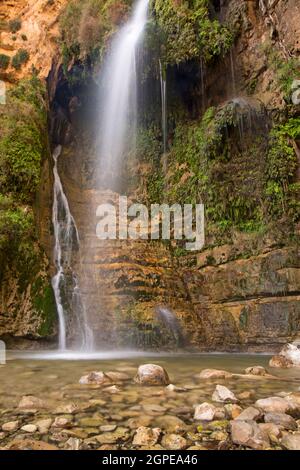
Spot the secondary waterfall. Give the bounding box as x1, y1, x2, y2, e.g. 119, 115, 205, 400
159, 59, 167, 154
99, 0, 149, 185
52, 146, 93, 351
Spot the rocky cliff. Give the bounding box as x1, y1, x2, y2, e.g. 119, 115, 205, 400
0, 0, 299, 350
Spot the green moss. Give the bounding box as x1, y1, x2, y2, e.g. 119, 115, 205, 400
0, 54, 10, 70
11, 49, 29, 70
9, 18, 22, 34
34, 284, 56, 337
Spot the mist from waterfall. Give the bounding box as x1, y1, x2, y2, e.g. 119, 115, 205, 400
98, 0, 149, 187
52, 146, 94, 351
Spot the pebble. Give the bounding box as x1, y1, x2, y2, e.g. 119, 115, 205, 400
161, 434, 187, 450
212, 385, 238, 403
194, 402, 218, 421
132, 426, 161, 446
135, 364, 170, 386
21, 424, 37, 433
2, 421, 19, 432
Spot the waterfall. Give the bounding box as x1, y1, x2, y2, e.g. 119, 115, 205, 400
99, 0, 149, 186
52, 146, 93, 351
159, 59, 167, 154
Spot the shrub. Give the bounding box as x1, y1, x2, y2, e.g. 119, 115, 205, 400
0, 54, 10, 70
9, 18, 22, 33
12, 49, 29, 70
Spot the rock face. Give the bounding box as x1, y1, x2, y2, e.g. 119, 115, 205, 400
271, 344, 300, 367
134, 364, 170, 386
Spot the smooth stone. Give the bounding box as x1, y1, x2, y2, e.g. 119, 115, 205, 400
52, 417, 73, 429
230, 420, 270, 450
258, 422, 283, 440
166, 384, 187, 392
235, 407, 261, 422
18, 396, 48, 410
269, 355, 293, 368
194, 403, 218, 421
224, 404, 242, 419
5, 439, 58, 450
127, 415, 153, 429
55, 403, 78, 414
135, 364, 170, 386
35, 418, 52, 434
99, 425, 117, 432
78, 417, 103, 427
95, 427, 130, 444
278, 343, 300, 366
132, 426, 161, 446
21, 424, 37, 433
255, 397, 292, 414
244, 366, 267, 376
195, 369, 232, 380
161, 434, 187, 450
210, 431, 228, 441
103, 385, 121, 394
79, 371, 112, 386
264, 413, 297, 430
281, 433, 300, 450
105, 371, 130, 382
212, 385, 238, 403
155, 415, 187, 433
142, 404, 167, 414
237, 390, 256, 401
64, 437, 81, 450
2, 421, 19, 432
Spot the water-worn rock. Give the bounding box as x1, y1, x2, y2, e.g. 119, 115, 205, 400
225, 404, 243, 419
194, 403, 218, 421
212, 385, 238, 403
155, 415, 187, 433
269, 355, 293, 369
195, 369, 232, 380
279, 344, 300, 366
5, 439, 58, 450
264, 413, 297, 430
281, 433, 300, 450
54, 403, 78, 414
235, 407, 261, 422
255, 397, 292, 414
78, 417, 103, 427
166, 384, 187, 392
18, 395, 48, 410
134, 364, 170, 386
244, 366, 267, 376
21, 424, 37, 433
35, 418, 52, 434
258, 423, 282, 440
127, 415, 153, 429
132, 426, 161, 446
161, 434, 187, 450
65, 437, 81, 450
100, 425, 117, 432
2, 421, 19, 432
79, 371, 112, 385
105, 371, 130, 382
95, 427, 130, 444
52, 417, 73, 429
238, 390, 256, 401
230, 420, 270, 450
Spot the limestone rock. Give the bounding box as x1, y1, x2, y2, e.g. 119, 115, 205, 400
235, 407, 261, 422
212, 385, 238, 403
2, 421, 19, 432
258, 422, 283, 440
244, 366, 267, 376
264, 413, 297, 430
134, 364, 170, 386
5, 439, 58, 450
281, 433, 300, 450
279, 343, 300, 366
195, 369, 232, 380
35, 418, 52, 434
161, 434, 187, 450
255, 397, 292, 414
52, 417, 73, 429
225, 404, 243, 419
230, 420, 270, 450
95, 427, 130, 444
155, 415, 187, 433
64, 437, 81, 450
194, 403, 218, 421
132, 427, 161, 446
269, 355, 293, 368
21, 424, 37, 433
18, 395, 48, 410
79, 371, 112, 385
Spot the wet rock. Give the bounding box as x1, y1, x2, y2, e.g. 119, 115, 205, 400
210, 431, 228, 441
269, 355, 293, 368
258, 423, 283, 440
161, 434, 188, 450
208, 420, 229, 431
195, 369, 232, 380
97, 444, 118, 450
212, 385, 238, 403
52, 417, 73, 429
230, 420, 270, 450
155, 415, 187, 433
103, 385, 121, 394
2, 421, 19, 432
235, 407, 261, 422
54, 403, 78, 414
18, 395, 48, 410
264, 413, 297, 430
142, 404, 167, 415
100, 425, 117, 432
127, 415, 153, 429
78, 417, 103, 427
237, 390, 256, 401
105, 371, 130, 382
5, 439, 58, 450
281, 433, 300, 450
278, 343, 300, 366
95, 427, 130, 445
132, 426, 161, 446
166, 384, 187, 392
65, 437, 81, 450
255, 397, 292, 414
35, 418, 52, 434
244, 366, 267, 376
194, 403, 218, 421
21, 424, 37, 433
79, 371, 112, 386
135, 364, 170, 386
225, 404, 242, 419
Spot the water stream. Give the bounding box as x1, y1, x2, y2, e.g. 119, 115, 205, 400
159, 59, 167, 154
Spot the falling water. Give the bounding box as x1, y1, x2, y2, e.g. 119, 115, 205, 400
99, 0, 149, 186
230, 49, 237, 97
159, 59, 167, 154
52, 146, 93, 351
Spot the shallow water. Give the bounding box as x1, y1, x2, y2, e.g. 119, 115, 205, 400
1, 352, 300, 411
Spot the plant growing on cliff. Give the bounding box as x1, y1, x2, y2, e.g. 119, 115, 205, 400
11, 49, 29, 70
0, 54, 10, 70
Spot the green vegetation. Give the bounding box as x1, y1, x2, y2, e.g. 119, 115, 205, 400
11, 49, 29, 70
263, 44, 300, 99
0, 54, 10, 70
8, 18, 22, 34
152, 0, 234, 65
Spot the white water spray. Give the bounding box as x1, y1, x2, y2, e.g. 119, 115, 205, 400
99, 0, 149, 185
52, 146, 93, 351
159, 59, 167, 154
